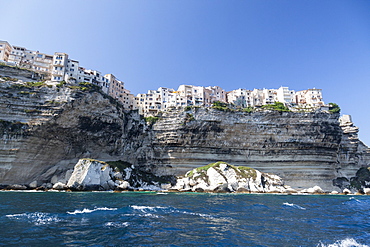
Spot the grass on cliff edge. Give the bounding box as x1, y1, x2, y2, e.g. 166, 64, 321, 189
186, 161, 257, 180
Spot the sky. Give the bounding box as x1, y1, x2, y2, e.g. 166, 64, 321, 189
1, 0, 370, 145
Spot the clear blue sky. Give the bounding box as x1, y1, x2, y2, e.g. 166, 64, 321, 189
1, 0, 370, 145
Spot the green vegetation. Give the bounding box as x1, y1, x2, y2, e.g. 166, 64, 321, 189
9, 81, 46, 89
56, 80, 66, 88
328, 103, 340, 114
144, 116, 160, 124
242, 106, 254, 113
68, 82, 99, 92
0, 76, 18, 82
24, 109, 41, 114
184, 106, 192, 111
211, 101, 233, 111
186, 161, 258, 181
262, 102, 290, 112
238, 166, 257, 180
25, 81, 46, 87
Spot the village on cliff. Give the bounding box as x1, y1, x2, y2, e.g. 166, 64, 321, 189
0, 40, 329, 116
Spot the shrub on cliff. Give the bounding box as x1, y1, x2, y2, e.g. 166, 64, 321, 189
211, 101, 233, 111
144, 116, 160, 124
328, 103, 340, 113
262, 102, 290, 112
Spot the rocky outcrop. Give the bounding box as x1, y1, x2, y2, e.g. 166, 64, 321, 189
171, 161, 295, 193
66, 159, 117, 191
63, 158, 175, 191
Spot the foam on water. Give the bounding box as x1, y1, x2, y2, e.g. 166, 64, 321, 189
6, 212, 61, 225
318, 238, 369, 247
131, 205, 221, 220
67, 207, 117, 215
283, 202, 306, 210
104, 222, 129, 228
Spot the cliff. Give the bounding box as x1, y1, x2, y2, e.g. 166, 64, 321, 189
0, 78, 369, 191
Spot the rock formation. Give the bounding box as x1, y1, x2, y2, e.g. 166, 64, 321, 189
0, 70, 370, 191
171, 161, 295, 193
64, 158, 174, 191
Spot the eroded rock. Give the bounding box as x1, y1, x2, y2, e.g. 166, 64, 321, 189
171, 161, 291, 193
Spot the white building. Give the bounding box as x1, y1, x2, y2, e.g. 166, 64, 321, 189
51, 52, 68, 82
206, 86, 227, 104
276, 86, 295, 104
295, 88, 324, 107
0, 41, 12, 62
226, 89, 252, 107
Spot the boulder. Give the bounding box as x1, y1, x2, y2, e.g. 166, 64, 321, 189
117, 180, 130, 190
52, 182, 67, 190
29, 180, 38, 189
364, 188, 370, 195
7, 184, 27, 190
67, 158, 116, 191
343, 188, 351, 194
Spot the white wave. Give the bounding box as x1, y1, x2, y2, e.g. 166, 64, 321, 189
131, 205, 167, 211
130, 205, 228, 221
349, 197, 362, 203
318, 238, 368, 247
104, 222, 129, 228
67, 207, 117, 215
283, 202, 306, 210
6, 212, 61, 225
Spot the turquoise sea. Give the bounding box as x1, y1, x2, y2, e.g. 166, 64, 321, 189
0, 191, 369, 247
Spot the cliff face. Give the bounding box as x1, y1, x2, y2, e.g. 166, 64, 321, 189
141, 108, 345, 190
0, 79, 369, 190
0, 81, 147, 185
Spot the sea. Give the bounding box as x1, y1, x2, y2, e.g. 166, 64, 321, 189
0, 191, 369, 247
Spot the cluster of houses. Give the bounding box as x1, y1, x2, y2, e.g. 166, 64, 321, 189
0, 40, 324, 116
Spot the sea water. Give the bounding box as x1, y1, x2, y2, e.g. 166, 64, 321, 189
0, 191, 369, 247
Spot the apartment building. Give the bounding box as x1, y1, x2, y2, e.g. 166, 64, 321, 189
295, 88, 324, 107
227, 89, 253, 107
0, 41, 12, 62
107, 74, 135, 109
276, 86, 295, 104
206, 86, 227, 104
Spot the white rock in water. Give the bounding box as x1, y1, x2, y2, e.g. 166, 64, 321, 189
117, 181, 130, 190
172, 162, 288, 193
364, 188, 370, 195
343, 188, 351, 194
67, 159, 115, 190
53, 182, 67, 190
